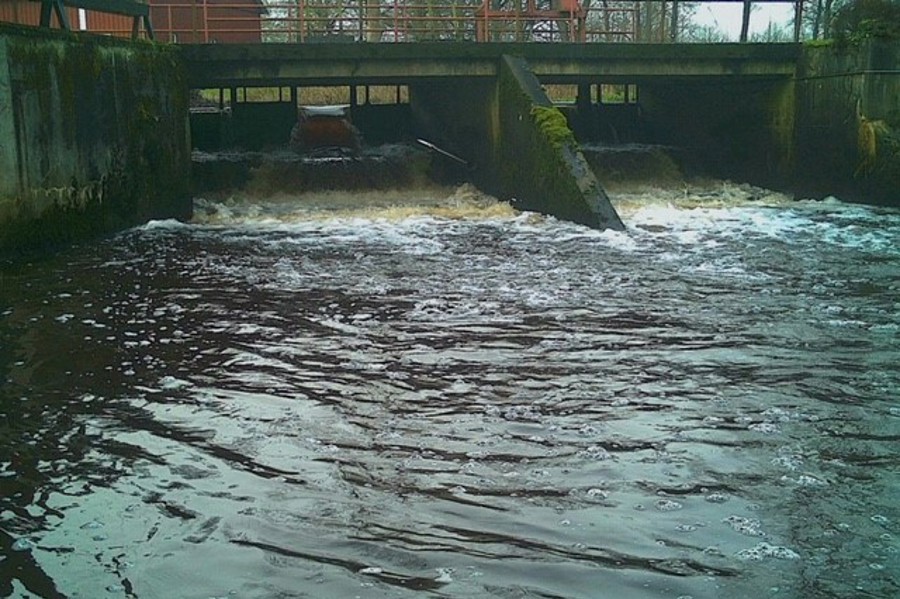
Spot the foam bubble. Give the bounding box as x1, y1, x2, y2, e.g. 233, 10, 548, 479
435, 567, 454, 583
736, 542, 800, 561
578, 445, 612, 460
11, 538, 35, 552
748, 422, 780, 434
655, 499, 683, 512
140, 218, 190, 230
586, 488, 609, 500
724, 516, 765, 537
160, 376, 192, 390
789, 474, 829, 487
771, 455, 804, 471
705, 492, 730, 504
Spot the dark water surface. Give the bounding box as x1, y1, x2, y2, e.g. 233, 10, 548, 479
1, 185, 899, 598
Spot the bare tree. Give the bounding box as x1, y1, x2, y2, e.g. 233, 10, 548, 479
751, 19, 793, 41
802, 0, 845, 39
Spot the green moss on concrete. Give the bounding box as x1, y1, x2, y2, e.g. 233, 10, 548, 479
1, 29, 191, 253
530, 106, 576, 149
494, 55, 622, 230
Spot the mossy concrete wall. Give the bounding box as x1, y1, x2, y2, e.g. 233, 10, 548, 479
638, 79, 796, 188
410, 56, 624, 230
794, 41, 900, 206
495, 56, 623, 230
0, 24, 191, 253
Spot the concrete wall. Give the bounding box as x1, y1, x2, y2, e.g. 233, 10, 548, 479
409, 77, 497, 176
410, 56, 623, 230
794, 41, 900, 205
0, 24, 191, 253
638, 79, 795, 188
634, 42, 899, 207
494, 56, 623, 230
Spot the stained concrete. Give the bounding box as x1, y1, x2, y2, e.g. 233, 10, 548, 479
0, 23, 191, 253
793, 41, 900, 205
409, 55, 624, 230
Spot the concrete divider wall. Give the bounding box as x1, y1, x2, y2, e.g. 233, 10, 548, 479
0, 24, 191, 252
494, 56, 623, 230
410, 56, 623, 230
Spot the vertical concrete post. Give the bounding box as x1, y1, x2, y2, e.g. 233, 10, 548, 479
0, 39, 17, 202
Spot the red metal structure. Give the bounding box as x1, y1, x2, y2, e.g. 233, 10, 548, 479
0, 0, 804, 43
0, 0, 137, 34
148, 0, 266, 43
475, 0, 587, 42
139, 1, 635, 43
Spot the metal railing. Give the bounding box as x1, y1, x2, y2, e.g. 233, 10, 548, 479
19, 1, 639, 42
2, 0, 804, 43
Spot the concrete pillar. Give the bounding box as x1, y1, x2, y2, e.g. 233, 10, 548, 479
0, 39, 18, 202
496, 55, 623, 230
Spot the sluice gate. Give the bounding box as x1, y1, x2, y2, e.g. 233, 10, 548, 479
180, 42, 801, 231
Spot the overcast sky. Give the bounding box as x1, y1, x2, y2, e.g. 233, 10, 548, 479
692, 3, 797, 39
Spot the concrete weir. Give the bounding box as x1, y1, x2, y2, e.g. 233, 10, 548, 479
0, 24, 191, 253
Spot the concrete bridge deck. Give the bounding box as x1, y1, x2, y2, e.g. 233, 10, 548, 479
180, 42, 802, 88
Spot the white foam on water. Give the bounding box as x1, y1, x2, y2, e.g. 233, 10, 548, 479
138, 218, 191, 231
736, 542, 801, 561
612, 184, 900, 254
191, 184, 517, 229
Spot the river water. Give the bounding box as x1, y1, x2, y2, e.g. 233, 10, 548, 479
1, 179, 899, 599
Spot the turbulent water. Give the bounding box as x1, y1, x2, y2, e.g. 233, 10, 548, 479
1, 181, 899, 599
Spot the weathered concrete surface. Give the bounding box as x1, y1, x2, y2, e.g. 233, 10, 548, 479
494, 56, 623, 230
634, 42, 898, 206
181, 42, 800, 89
0, 24, 191, 252
638, 78, 796, 187
410, 56, 624, 230
794, 41, 900, 205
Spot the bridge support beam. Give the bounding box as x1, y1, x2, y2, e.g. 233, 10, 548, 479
410, 55, 623, 231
